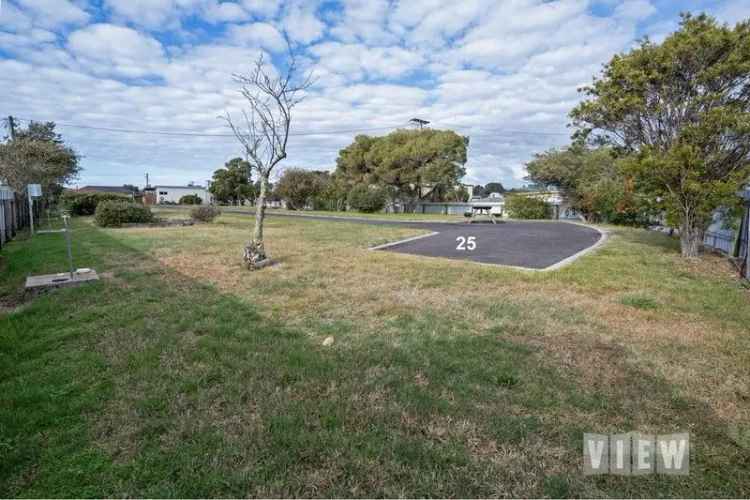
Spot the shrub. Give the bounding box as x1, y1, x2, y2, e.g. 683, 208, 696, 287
505, 195, 552, 219
347, 184, 386, 213
179, 194, 202, 205
61, 191, 129, 215
94, 201, 154, 227
190, 205, 221, 223
275, 168, 329, 210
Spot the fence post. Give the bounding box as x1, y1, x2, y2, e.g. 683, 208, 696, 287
0, 201, 5, 248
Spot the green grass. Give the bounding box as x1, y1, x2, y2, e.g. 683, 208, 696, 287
156, 204, 465, 222
1, 216, 749, 497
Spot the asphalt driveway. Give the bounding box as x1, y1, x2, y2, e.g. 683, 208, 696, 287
216, 208, 605, 270
373, 221, 603, 269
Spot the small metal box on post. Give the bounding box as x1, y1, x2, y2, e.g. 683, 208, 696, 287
27, 184, 42, 236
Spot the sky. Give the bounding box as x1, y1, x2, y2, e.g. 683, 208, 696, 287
1, 0, 749, 189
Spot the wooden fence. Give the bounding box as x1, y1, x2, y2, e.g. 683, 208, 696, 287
0, 191, 30, 250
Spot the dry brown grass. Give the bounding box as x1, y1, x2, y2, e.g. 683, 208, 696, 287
115, 217, 750, 432
96, 215, 750, 496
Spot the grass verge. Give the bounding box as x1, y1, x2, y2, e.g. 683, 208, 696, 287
1, 215, 749, 497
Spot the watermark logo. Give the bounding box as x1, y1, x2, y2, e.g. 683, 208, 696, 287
584, 432, 689, 475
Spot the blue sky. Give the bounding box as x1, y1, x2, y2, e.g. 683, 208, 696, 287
1, 0, 749, 188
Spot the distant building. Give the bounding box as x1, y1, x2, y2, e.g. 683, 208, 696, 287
77, 185, 138, 196
511, 187, 581, 220
144, 185, 212, 205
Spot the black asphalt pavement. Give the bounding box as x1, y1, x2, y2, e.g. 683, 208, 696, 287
375, 221, 602, 269
218, 208, 604, 269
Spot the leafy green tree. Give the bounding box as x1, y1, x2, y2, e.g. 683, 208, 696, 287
335, 129, 468, 209
0, 121, 79, 196
571, 14, 750, 256
483, 182, 506, 195
209, 157, 255, 205
443, 185, 470, 202
179, 194, 202, 205
526, 144, 645, 223
334, 135, 380, 191
313, 175, 347, 211
347, 184, 387, 213
505, 195, 552, 219
274, 168, 329, 210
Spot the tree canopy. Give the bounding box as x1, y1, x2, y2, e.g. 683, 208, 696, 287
334, 128, 468, 206
526, 144, 644, 224
209, 157, 255, 205
483, 182, 506, 195
571, 13, 750, 256
274, 168, 329, 210
0, 121, 79, 195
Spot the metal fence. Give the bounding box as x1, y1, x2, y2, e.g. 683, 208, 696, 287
704, 228, 749, 256
703, 229, 736, 254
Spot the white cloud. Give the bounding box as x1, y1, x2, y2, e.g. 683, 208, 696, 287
204, 2, 250, 23
282, 2, 325, 44
3, 0, 743, 188
226, 22, 286, 51
390, 0, 488, 48
240, 0, 281, 18
614, 0, 657, 21
714, 0, 750, 25
68, 24, 165, 78
103, 0, 205, 29
329, 0, 395, 44
1, 2, 34, 32
311, 42, 424, 81
15, 0, 89, 27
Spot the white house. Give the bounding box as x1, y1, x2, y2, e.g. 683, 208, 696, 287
515, 187, 581, 220
147, 185, 212, 205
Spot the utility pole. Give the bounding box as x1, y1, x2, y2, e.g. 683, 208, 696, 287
7, 116, 16, 140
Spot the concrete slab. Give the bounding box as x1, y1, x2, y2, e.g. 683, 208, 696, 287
25, 269, 100, 291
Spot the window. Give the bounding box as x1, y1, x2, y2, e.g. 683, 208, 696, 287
159, 191, 167, 195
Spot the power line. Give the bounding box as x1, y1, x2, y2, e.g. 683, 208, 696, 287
13, 117, 406, 138
13, 116, 571, 139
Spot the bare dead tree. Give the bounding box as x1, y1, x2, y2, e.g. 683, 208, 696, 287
224, 45, 313, 269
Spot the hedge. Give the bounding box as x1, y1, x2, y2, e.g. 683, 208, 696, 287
94, 201, 154, 227
61, 191, 130, 215
190, 205, 221, 222
347, 185, 386, 213
179, 194, 202, 205
505, 194, 552, 219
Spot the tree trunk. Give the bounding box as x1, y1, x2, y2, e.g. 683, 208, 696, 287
244, 172, 269, 269
679, 210, 704, 258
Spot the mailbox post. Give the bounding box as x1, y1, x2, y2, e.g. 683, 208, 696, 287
27, 184, 42, 236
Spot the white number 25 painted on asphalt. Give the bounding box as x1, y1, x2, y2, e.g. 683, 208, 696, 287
456, 236, 477, 251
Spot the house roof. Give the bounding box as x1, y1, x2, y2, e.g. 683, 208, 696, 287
152, 185, 207, 190
78, 186, 137, 194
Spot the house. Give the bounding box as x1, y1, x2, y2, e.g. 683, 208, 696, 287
416, 195, 505, 216
511, 187, 581, 220
144, 185, 212, 205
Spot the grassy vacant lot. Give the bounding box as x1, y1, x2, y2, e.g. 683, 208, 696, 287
1, 213, 749, 497
212, 206, 466, 222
